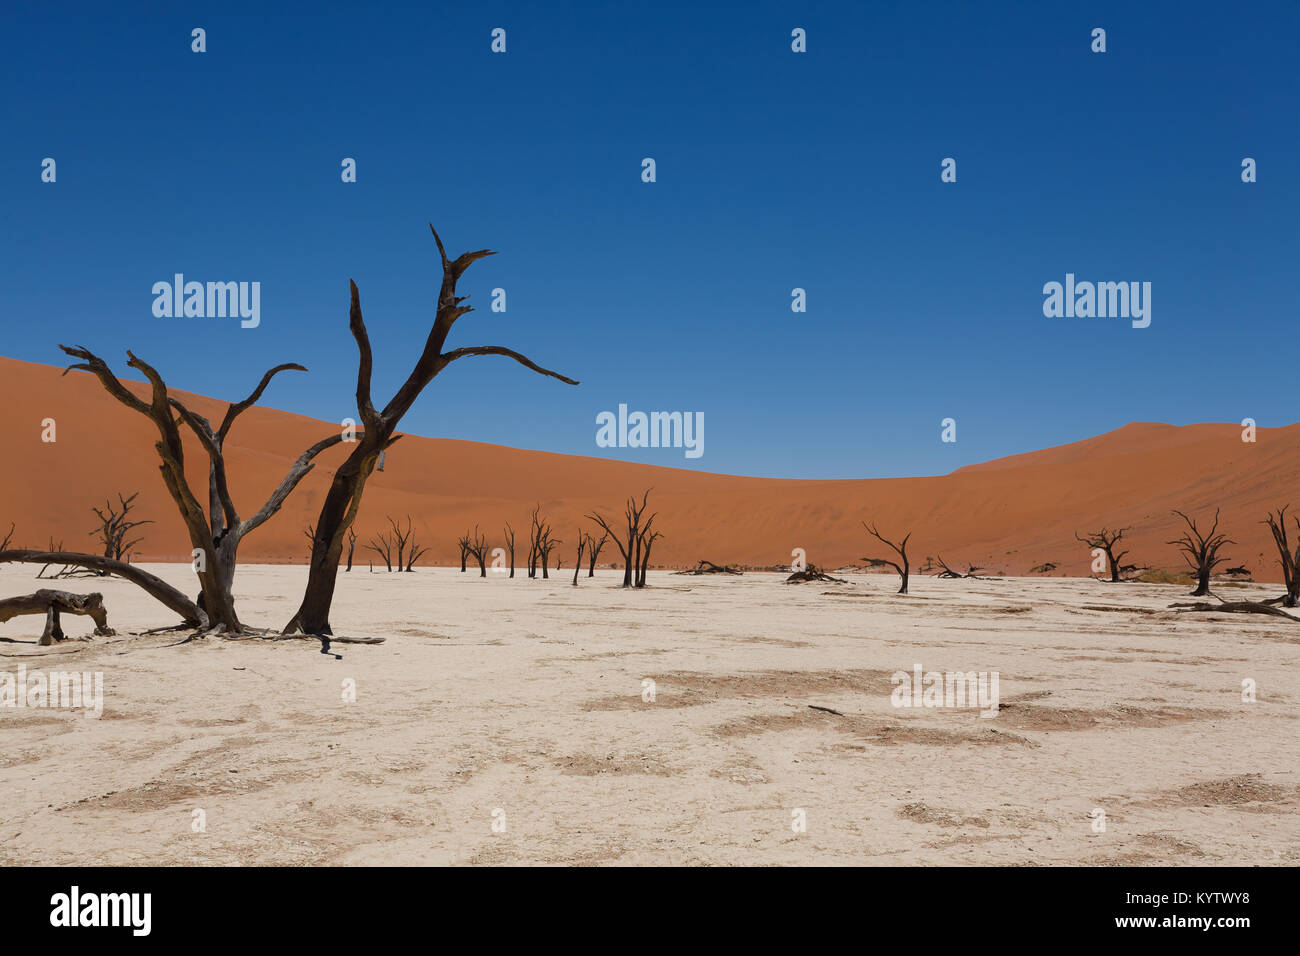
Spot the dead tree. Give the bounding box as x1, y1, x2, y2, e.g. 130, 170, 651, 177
0, 551, 203, 625
286, 226, 578, 635
587, 490, 653, 588
0, 523, 14, 551
0, 590, 116, 646
503, 523, 516, 578
366, 526, 395, 571
61, 346, 348, 634
457, 532, 470, 572
538, 525, 560, 579
586, 530, 607, 576
636, 519, 662, 587
934, 556, 981, 579
345, 528, 357, 572
527, 507, 559, 579
862, 521, 911, 594
1168, 509, 1233, 597
463, 526, 489, 577
1263, 506, 1300, 606
1075, 526, 1130, 583
405, 534, 428, 572
527, 505, 544, 578
388, 516, 415, 572
572, 530, 589, 586
90, 492, 151, 565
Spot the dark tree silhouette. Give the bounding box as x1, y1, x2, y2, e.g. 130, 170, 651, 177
587, 490, 654, 588
862, 521, 911, 594
287, 226, 578, 635
934, 556, 982, 579
503, 522, 516, 578
345, 527, 357, 572
59, 347, 345, 633
0, 523, 13, 551
586, 530, 607, 577
1075, 526, 1130, 583
1262, 506, 1300, 606
572, 530, 589, 586
366, 525, 395, 572
90, 492, 151, 565
463, 526, 489, 577
636, 519, 662, 587
1168, 509, 1233, 597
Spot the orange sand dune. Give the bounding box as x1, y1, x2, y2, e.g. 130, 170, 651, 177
1, 355, 1295, 579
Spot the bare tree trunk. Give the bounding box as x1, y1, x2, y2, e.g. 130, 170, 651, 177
286, 227, 577, 635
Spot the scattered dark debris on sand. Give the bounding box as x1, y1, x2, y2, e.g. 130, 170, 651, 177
675, 560, 743, 576
785, 565, 847, 584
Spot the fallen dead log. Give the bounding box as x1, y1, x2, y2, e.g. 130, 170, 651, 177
1168, 600, 1300, 622
0, 550, 205, 628
0, 589, 115, 645
675, 560, 743, 576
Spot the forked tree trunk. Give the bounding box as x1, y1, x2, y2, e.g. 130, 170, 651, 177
286, 226, 577, 635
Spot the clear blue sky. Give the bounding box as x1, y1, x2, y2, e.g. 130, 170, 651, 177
3, 1, 1296, 478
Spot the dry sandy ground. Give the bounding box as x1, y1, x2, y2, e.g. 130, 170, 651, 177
1, 564, 1297, 866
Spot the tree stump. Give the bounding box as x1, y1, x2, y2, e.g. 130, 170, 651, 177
0, 590, 115, 645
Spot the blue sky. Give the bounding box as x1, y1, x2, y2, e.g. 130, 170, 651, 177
3, 1, 1296, 478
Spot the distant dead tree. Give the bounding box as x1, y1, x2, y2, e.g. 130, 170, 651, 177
287, 225, 578, 636
1168, 509, 1233, 597
587, 490, 656, 588
1029, 562, 1058, 574
1075, 526, 1130, 583
59, 346, 348, 633
345, 528, 357, 572
90, 492, 151, 565
934, 556, 981, 579
572, 530, 590, 585
457, 532, 470, 572
538, 526, 560, 579
1262, 506, 1300, 606
862, 521, 911, 594
586, 530, 607, 576
463, 525, 489, 577
388, 516, 415, 572
0, 523, 14, 551
404, 533, 428, 572
503, 522, 516, 578
635, 519, 662, 587
528, 507, 560, 578
366, 525, 396, 572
